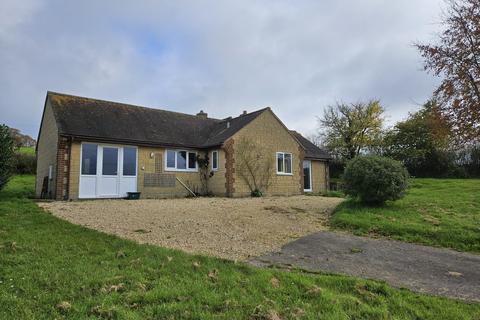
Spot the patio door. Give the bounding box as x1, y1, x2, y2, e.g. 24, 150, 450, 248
303, 160, 312, 192
98, 146, 119, 197
79, 143, 137, 199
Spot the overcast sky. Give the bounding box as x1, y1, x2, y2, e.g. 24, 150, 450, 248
0, 0, 443, 138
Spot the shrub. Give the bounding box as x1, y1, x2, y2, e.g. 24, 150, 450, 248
0, 124, 15, 190
343, 156, 409, 205
251, 189, 263, 197
13, 152, 36, 174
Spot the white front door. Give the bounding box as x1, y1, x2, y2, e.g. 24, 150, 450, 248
79, 143, 137, 199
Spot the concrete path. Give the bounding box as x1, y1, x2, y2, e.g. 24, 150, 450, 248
250, 231, 480, 301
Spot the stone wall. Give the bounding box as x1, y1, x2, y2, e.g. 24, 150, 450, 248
229, 110, 303, 197
35, 100, 59, 198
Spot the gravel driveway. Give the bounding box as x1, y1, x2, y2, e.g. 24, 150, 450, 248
38, 196, 342, 260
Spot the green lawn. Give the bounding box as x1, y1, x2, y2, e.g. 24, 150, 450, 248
0, 176, 479, 319
17, 146, 35, 155
331, 179, 480, 253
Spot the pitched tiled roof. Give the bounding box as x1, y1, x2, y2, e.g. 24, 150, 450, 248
290, 131, 331, 160
47, 92, 264, 148
44, 92, 331, 161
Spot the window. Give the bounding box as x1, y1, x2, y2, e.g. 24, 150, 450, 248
188, 152, 197, 169
166, 150, 176, 168
102, 147, 118, 175
165, 150, 197, 171
123, 147, 137, 176
276, 152, 293, 175
81, 144, 97, 175
177, 151, 187, 169
211, 151, 218, 170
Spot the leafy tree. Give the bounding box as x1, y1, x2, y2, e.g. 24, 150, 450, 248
343, 156, 409, 205
318, 100, 385, 160
0, 124, 15, 190
384, 101, 459, 177
457, 140, 480, 177
416, 0, 480, 141
8, 127, 36, 148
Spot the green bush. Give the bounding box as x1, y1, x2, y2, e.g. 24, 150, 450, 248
0, 124, 15, 190
13, 152, 36, 174
343, 156, 409, 205
251, 189, 263, 197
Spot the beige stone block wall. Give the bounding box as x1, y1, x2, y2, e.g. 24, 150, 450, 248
207, 149, 227, 196
311, 160, 328, 193
68, 144, 205, 199
35, 100, 59, 198
137, 146, 203, 198
68, 142, 81, 199
230, 110, 303, 197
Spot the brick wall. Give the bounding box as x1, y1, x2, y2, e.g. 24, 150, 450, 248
224, 139, 235, 196
55, 137, 70, 200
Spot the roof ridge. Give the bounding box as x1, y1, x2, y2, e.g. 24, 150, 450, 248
218, 107, 270, 123
47, 91, 223, 122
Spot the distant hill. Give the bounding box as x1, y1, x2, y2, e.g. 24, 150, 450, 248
9, 127, 36, 148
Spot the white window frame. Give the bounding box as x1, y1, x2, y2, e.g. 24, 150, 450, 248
80, 143, 99, 176
211, 150, 219, 171
276, 152, 293, 175
79, 143, 139, 177
165, 149, 198, 172
79, 142, 138, 199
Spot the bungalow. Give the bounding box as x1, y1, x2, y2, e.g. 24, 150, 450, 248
35, 92, 331, 200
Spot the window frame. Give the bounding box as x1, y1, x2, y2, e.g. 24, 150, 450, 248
80, 143, 99, 176
122, 146, 137, 176
276, 152, 293, 175
165, 149, 198, 172
101, 146, 119, 176
211, 150, 219, 171
79, 143, 138, 177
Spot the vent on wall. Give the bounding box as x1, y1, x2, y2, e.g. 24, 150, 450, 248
144, 173, 175, 187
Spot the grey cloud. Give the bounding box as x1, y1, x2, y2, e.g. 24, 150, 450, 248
0, 0, 443, 138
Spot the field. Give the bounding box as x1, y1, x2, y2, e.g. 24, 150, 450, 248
331, 179, 480, 253
1, 176, 479, 319
17, 146, 35, 155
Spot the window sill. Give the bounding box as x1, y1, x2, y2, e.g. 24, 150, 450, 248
276, 172, 293, 176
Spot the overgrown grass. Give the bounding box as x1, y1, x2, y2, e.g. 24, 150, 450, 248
331, 179, 480, 253
1, 176, 479, 319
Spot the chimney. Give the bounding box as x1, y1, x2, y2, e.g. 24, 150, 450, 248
242, 110, 247, 115
196, 110, 208, 119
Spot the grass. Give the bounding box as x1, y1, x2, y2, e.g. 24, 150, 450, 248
17, 146, 35, 155
331, 179, 480, 253
0, 176, 479, 319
